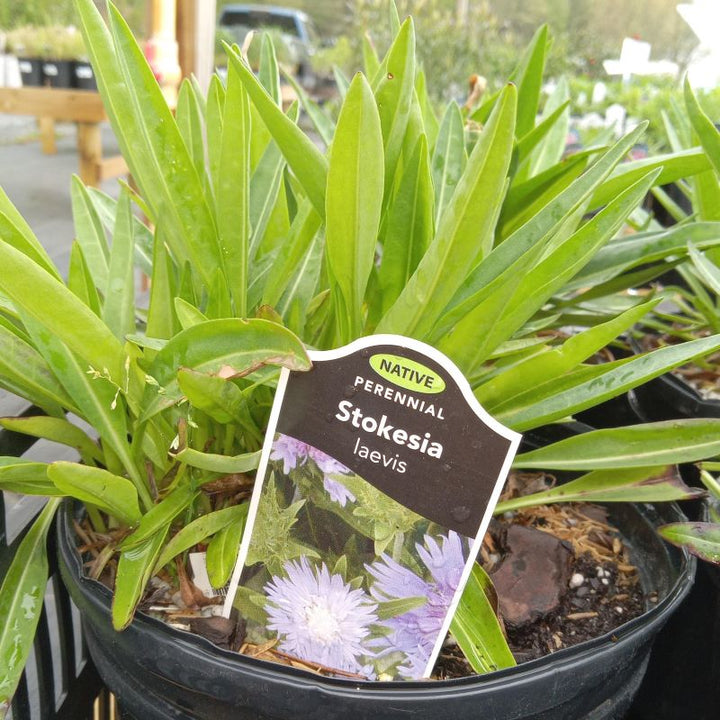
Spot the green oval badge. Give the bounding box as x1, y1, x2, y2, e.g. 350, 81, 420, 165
369, 354, 446, 394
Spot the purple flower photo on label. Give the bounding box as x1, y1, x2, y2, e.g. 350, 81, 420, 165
264, 556, 378, 674
367, 532, 468, 678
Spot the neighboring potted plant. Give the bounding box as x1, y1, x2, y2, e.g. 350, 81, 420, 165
7, 26, 45, 86
4, 1, 720, 718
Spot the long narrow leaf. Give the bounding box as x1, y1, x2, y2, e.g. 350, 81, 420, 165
513, 419, 720, 470
0, 498, 61, 715
378, 83, 517, 339
326, 72, 384, 343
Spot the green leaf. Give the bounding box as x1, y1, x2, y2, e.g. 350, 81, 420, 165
67, 242, 102, 315
113, 526, 168, 630
216, 60, 251, 316
146, 223, 178, 340
373, 18, 415, 197
476, 298, 661, 408
177, 368, 260, 439
495, 466, 702, 514
377, 134, 434, 315
76, 0, 222, 292
175, 447, 261, 475
155, 503, 249, 571
0, 458, 58, 496
590, 148, 711, 209
176, 78, 206, 179
0, 239, 126, 387
451, 563, 516, 674
0, 212, 61, 293
459, 168, 660, 367
225, 44, 328, 218
174, 297, 207, 329
262, 200, 322, 309
513, 419, 720, 470
280, 71, 335, 147
258, 32, 281, 105
509, 24, 548, 138
70, 176, 109, 293
0, 325, 71, 417
0, 416, 102, 466
207, 515, 246, 588
325, 72, 384, 343
689, 244, 720, 295
433, 124, 649, 340
362, 33, 380, 78
0, 498, 61, 714
378, 83, 517, 339
659, 522, 720, 564
515, 99, 572, 168
142, 318, 310, 420
497, 333, 720, 431
120, 482, 198, 550
571, 222, 720, 288
102, 189, 135, 340
21, 316, 146, 500
527, 76, 570, 176
431, 102, 466, 227
684, 79, 720, 176
48, 462, 141, 526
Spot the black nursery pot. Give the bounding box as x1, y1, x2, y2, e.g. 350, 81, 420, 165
628, 497, 720, 720
72, 61, 97, 90
17, 57, 43, 86
57, 500, 694, 720
41, 60, 74, 88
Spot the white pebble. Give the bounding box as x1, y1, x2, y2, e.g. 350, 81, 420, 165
614, 606, 624, 615
569, 573, 585, 588
601, 578, 609, 586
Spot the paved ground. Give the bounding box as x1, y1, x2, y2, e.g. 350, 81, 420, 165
0, 116, 121, 539
0, 116, 120, 275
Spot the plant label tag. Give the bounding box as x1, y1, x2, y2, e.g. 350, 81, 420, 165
224, 335, 520, 680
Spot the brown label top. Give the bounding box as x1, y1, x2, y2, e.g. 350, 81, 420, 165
276, 339, 518, 536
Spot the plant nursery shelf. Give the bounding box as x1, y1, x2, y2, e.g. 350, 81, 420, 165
0, 86, 128, 187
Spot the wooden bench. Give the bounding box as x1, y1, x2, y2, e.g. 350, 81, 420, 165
0, 87, 128, 188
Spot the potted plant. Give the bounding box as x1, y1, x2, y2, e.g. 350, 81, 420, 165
3, 1, 720, 718
7, 26, 44, 86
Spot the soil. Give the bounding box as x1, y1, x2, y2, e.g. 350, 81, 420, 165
433, 489, 648, 679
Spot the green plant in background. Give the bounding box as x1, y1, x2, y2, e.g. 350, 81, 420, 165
4, 0, 720, 710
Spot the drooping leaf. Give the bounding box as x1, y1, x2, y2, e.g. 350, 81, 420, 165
0, 416, 102, 466
48, 462, 142, 526
496, 466, 703, 514
0, 498, 61, 714
141, 319, 311, 420
0, 458, 58, 496
175, 447, 261, 475
659, 522, 720, 565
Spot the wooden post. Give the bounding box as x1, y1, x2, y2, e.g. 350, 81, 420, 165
146, 0, 181, 105
77, 122, 102, 187
177, 0, 217, 93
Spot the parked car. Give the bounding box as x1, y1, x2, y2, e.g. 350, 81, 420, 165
218, 4, 319, 86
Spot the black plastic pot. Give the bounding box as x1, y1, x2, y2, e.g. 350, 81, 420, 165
72, 61, 97, 90
41, 60, 74, 88
17, 57, 43, 86
57, 500, 694, 720
627, 497, 720, 720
